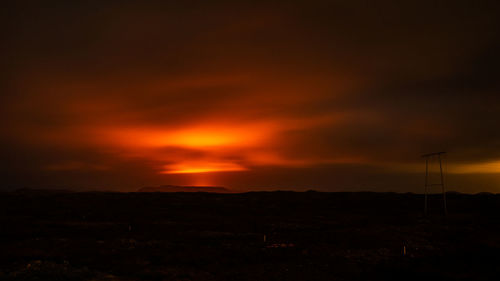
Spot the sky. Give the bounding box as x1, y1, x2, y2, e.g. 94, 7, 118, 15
2, 1, 500, 192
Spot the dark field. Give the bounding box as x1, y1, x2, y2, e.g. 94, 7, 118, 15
1, 191, 500, 281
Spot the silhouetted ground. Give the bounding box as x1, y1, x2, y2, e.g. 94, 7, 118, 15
1, 191, 499, 281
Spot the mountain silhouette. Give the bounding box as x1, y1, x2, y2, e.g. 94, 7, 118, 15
137, 185, 230, 193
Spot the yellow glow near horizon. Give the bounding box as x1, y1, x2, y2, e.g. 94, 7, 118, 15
450, 160, 500, 174
160, 162, 248, 174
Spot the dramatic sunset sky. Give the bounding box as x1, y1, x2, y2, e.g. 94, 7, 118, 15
2, 1, 500, 192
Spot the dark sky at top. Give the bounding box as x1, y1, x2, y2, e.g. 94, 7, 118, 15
2, 1, 500, 192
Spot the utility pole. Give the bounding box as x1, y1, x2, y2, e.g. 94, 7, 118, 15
422, 152, 447, 216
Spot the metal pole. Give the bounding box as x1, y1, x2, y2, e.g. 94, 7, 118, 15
424, 157, 428, 215
439, 155, 447, 216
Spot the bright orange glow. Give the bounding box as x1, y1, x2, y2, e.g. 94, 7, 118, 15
161, 162, 247, 174
101, 124, 272, 149
5, 70, 355, 179
27, 114, 349, 176
169, 131, 239, 147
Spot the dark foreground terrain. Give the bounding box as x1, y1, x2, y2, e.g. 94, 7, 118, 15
1, 191, 499, 281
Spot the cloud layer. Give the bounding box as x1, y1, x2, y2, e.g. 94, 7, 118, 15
2, 1, 500, 192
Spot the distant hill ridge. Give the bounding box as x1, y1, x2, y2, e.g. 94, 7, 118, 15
13, 188, 75, 194
137, 185, 230, 193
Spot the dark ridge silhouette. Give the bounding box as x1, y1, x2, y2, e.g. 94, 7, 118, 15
13, 188, 75, 194
137, 185, 230, 193
476, 191, 495, 196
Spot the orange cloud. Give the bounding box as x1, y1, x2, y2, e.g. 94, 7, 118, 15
101, 124, 271, 149
161, 162, 248, 174
91, 116, 341, 174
